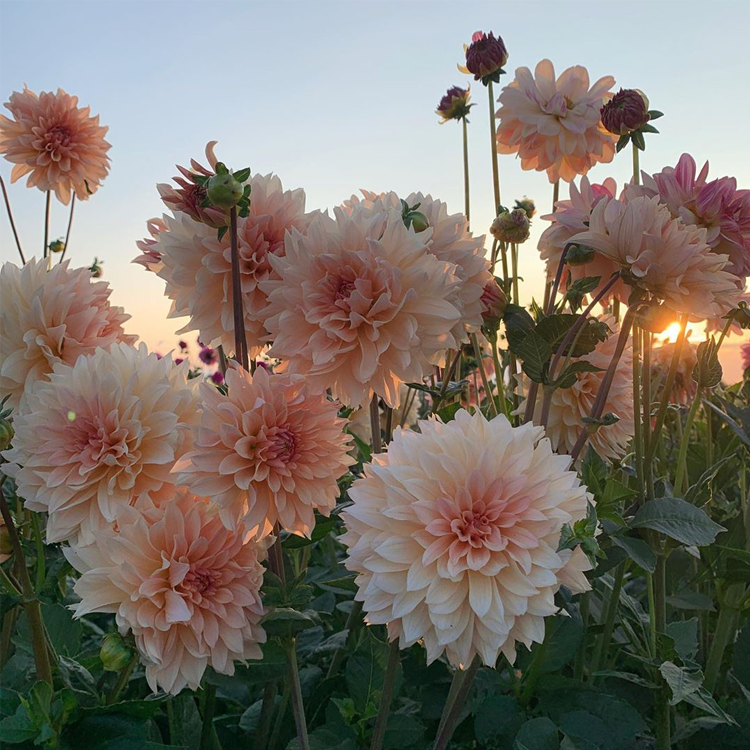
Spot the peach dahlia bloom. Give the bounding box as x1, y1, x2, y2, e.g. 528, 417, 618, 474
0, 259, 136, 410
538, 177, 624, 300
133, 217, 167, 273
523, 316, 634, 461
175, 366, 353, 539
2, 343, 199, 544
496, 60, 616, 183
151, 173, 312, 358
572, 196, 741, 320
66, 487, 266, 695
741, 342, 750, 372
262, 207, 462, 408
341, 410, 593, 667
342, 190, 492, 338
0, 87, 110, 204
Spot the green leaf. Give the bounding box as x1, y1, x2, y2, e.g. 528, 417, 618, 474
64, 714, 150, 750
517, 330, 552, 383
631, 497, 725, 546
41, 603, 82, 657
553, 361, 604, 390
0, 704, 36, 744
732, 622, 750, 691
702, 400, 750, 450
591, 670, 658, 689
233, 167, 251, 183
558, 711, 610, 749
666, 618, 699, 663
615, 134, 630, 153
503, 304, 536, 352
631, 129, 646, 151
345, 632, 398, 713
474, 694, 524, 744
684, 455, 735, 506
514, 717, 559, 750
648, 110, 664, 120
167, 693, 202, 750
683, 687, 737, 725
261, 608, 320, 637
383, 713, 424, 749
284, 515, 338, 549
659, 661, 703, 705
437, 401, 462, 423
610, 535, 657, 572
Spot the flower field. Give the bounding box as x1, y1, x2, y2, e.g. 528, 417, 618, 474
1, 22, 750, 750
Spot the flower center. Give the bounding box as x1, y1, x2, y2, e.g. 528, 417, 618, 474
335, 278, 356, 301
451, 507, 493, 548
268, 427, 297, 463
182, 567, 221, 596
44, 124, 72, 152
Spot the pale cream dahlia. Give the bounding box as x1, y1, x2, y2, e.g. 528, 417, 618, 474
66, 487, 266, 695
572, 196, 741, 320
523, 316, 634, 461
174, 366, 353, 539
342, 190, 491, 338
0, 259, 136, 410
495, 60, 616, 183
0, 87, 110, 204
2, 343, 199, 544
262, 207, 462, 408
151, 173, 312, 358
341, 409, 593, 668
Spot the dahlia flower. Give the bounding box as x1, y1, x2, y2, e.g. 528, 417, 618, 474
341, 190, 491, 340
741, 342, 750, 372
538, 177, 624, 299
436, 86, 472, 122
262, 206, 463, 408
133, 217, 167, 273
0, 87, 110, 204
600, 89, 650, 136
523, 316, 634, 461
496, 60, 616, 183
66, 487, 266, 695
459, 31, 508, 84
151, 173, 311, 358
572, 196, 741, 319
480, 278, 507, 328
174, 366, 352, 539
341, 409, 593, 667
626, 154, 750, 280
2, 343, 199, 544
0, 259, 136, 410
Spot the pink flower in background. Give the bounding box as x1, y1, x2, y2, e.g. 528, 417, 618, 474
151, 174, 312, 359
66, 487, 266, 695
198, 345, 218, 366
175, 366, 353, 539
262, 206, 462, 408
0, 259, 136, 410
626, 153, 750, 280
523, 316, 634, 461
341, 410, 593, 667
133, 217, 167, 273
210, 370, 224, 385
0, 87, 110, 204
496, 60, 616, 183
538, 177, 624, 299
157, 141, 228, 229
2, 343, 199, 544
571, 195, 741, 320
741, 342, 750, 372
342, 190, 491, 340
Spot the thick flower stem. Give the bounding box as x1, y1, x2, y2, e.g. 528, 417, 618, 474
674, 386, 703, 496
285, 638, 310, 750
0, 175, 25, 263
229, 206, 249, 370
0, 485, 52, 685
654, 554, 670, 750
43, 190, 51, 267
461, 116, 470, 224
487, 82, 501, 214
432, 657, 480, 750
256, 682, 277, 749
106, 655, 136, 705
542, 181, 560, 311
705, 583, 745, 692
369, 640, 400, 750
369, 394, 382, 454
594, 563, 626, 674
632, 327, 645, 502
632, 142, 640, 186
199, 682, 218, 750
520, 639, 548, 707
471, 334, 498, 417
58, 194, 76, 264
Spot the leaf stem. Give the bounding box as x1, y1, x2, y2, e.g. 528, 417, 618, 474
369, 640, 400, 750
285, 638, 310, 750
106, 654, 136, 705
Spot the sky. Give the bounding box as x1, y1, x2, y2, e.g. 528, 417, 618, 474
2, 0, 749, 380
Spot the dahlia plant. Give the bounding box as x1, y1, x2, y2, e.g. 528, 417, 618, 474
1, 28, 750, 750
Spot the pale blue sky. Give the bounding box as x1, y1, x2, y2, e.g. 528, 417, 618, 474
2, 0, 749, 378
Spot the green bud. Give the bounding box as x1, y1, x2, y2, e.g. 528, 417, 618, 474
100, 632, 134, 672
0, 418, 13, 451
206, 173, 243, 209
49, 238, 65, 254
407, 211, 429, 233
565, 244, 596, 266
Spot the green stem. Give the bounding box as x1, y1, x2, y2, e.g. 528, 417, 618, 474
43, 190, 51, 265
594, 563, 626, 674
471, 334, 498, 417
461, 116, 470, 224
705, 583, 744, 692
574, 592, 590, 681
256, 681, 277, 750
58, 194, 76, 264
489, 333, 510, 419
647, 572, 657, 658
632, 142, 640, 186
520, 638, 548, 707
30, 512, 45, 592
674, 386, 702, 496
106, 655, 136, 705
511, 243, 519, 304
199, 682, 217, 750
432, 657, 480, 750
654, 554, 670, 750
369, 640, 400, 750
487, 81, 501, 214
267, 685, 290, 750
0, 175, 25, 263
285, 639, 310, 750
632, 326, 645, 503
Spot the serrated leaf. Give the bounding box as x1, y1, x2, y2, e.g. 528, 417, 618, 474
659, 661, 703, 705
610, 535, 656, 572
631, 497, 725, 546
684, 455, 735, 506
517, 330, 552, 383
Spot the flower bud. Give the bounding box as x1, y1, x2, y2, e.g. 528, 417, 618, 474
88, 257, 103, 278
636, 303, 675, 334
48, 238, 65, 254
490, 209, 530, 244
481, 279, 508, 328
601, 89, 650, 136
436, 86, 472, 122
565, 244, 596, 266
207, 173, 243, 209
0, 417, 14, 451
408, 211, 429, 233
100, 632, 134, 672
514, 197, 536, 219
464, 31, 508, 83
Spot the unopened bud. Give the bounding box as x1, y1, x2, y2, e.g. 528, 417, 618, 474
481, 279, 508, 328
49, 238, 65, 254
565, 244, 596, 266
490, 209, 530, 244
0, 418, 13, 451
207, 173, 243, 209
100, 632, 134, 672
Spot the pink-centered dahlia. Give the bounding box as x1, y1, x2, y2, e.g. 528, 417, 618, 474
133, 217, 167, 273
341, 409, 593, 667
626, 153, 750, 280
174, 366, 352, 538
496, 60, 616, 183
151, 173, 312, 358
572, 196, 741, 319
2, 343, 199, 544
262, 205, 462, 408
538, 177, 624, 299
523, 316, 634, 461
66, 487, 266, 695
0, 259, 136, 410
342, 190, 491, 339
0, 87, 110, 204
